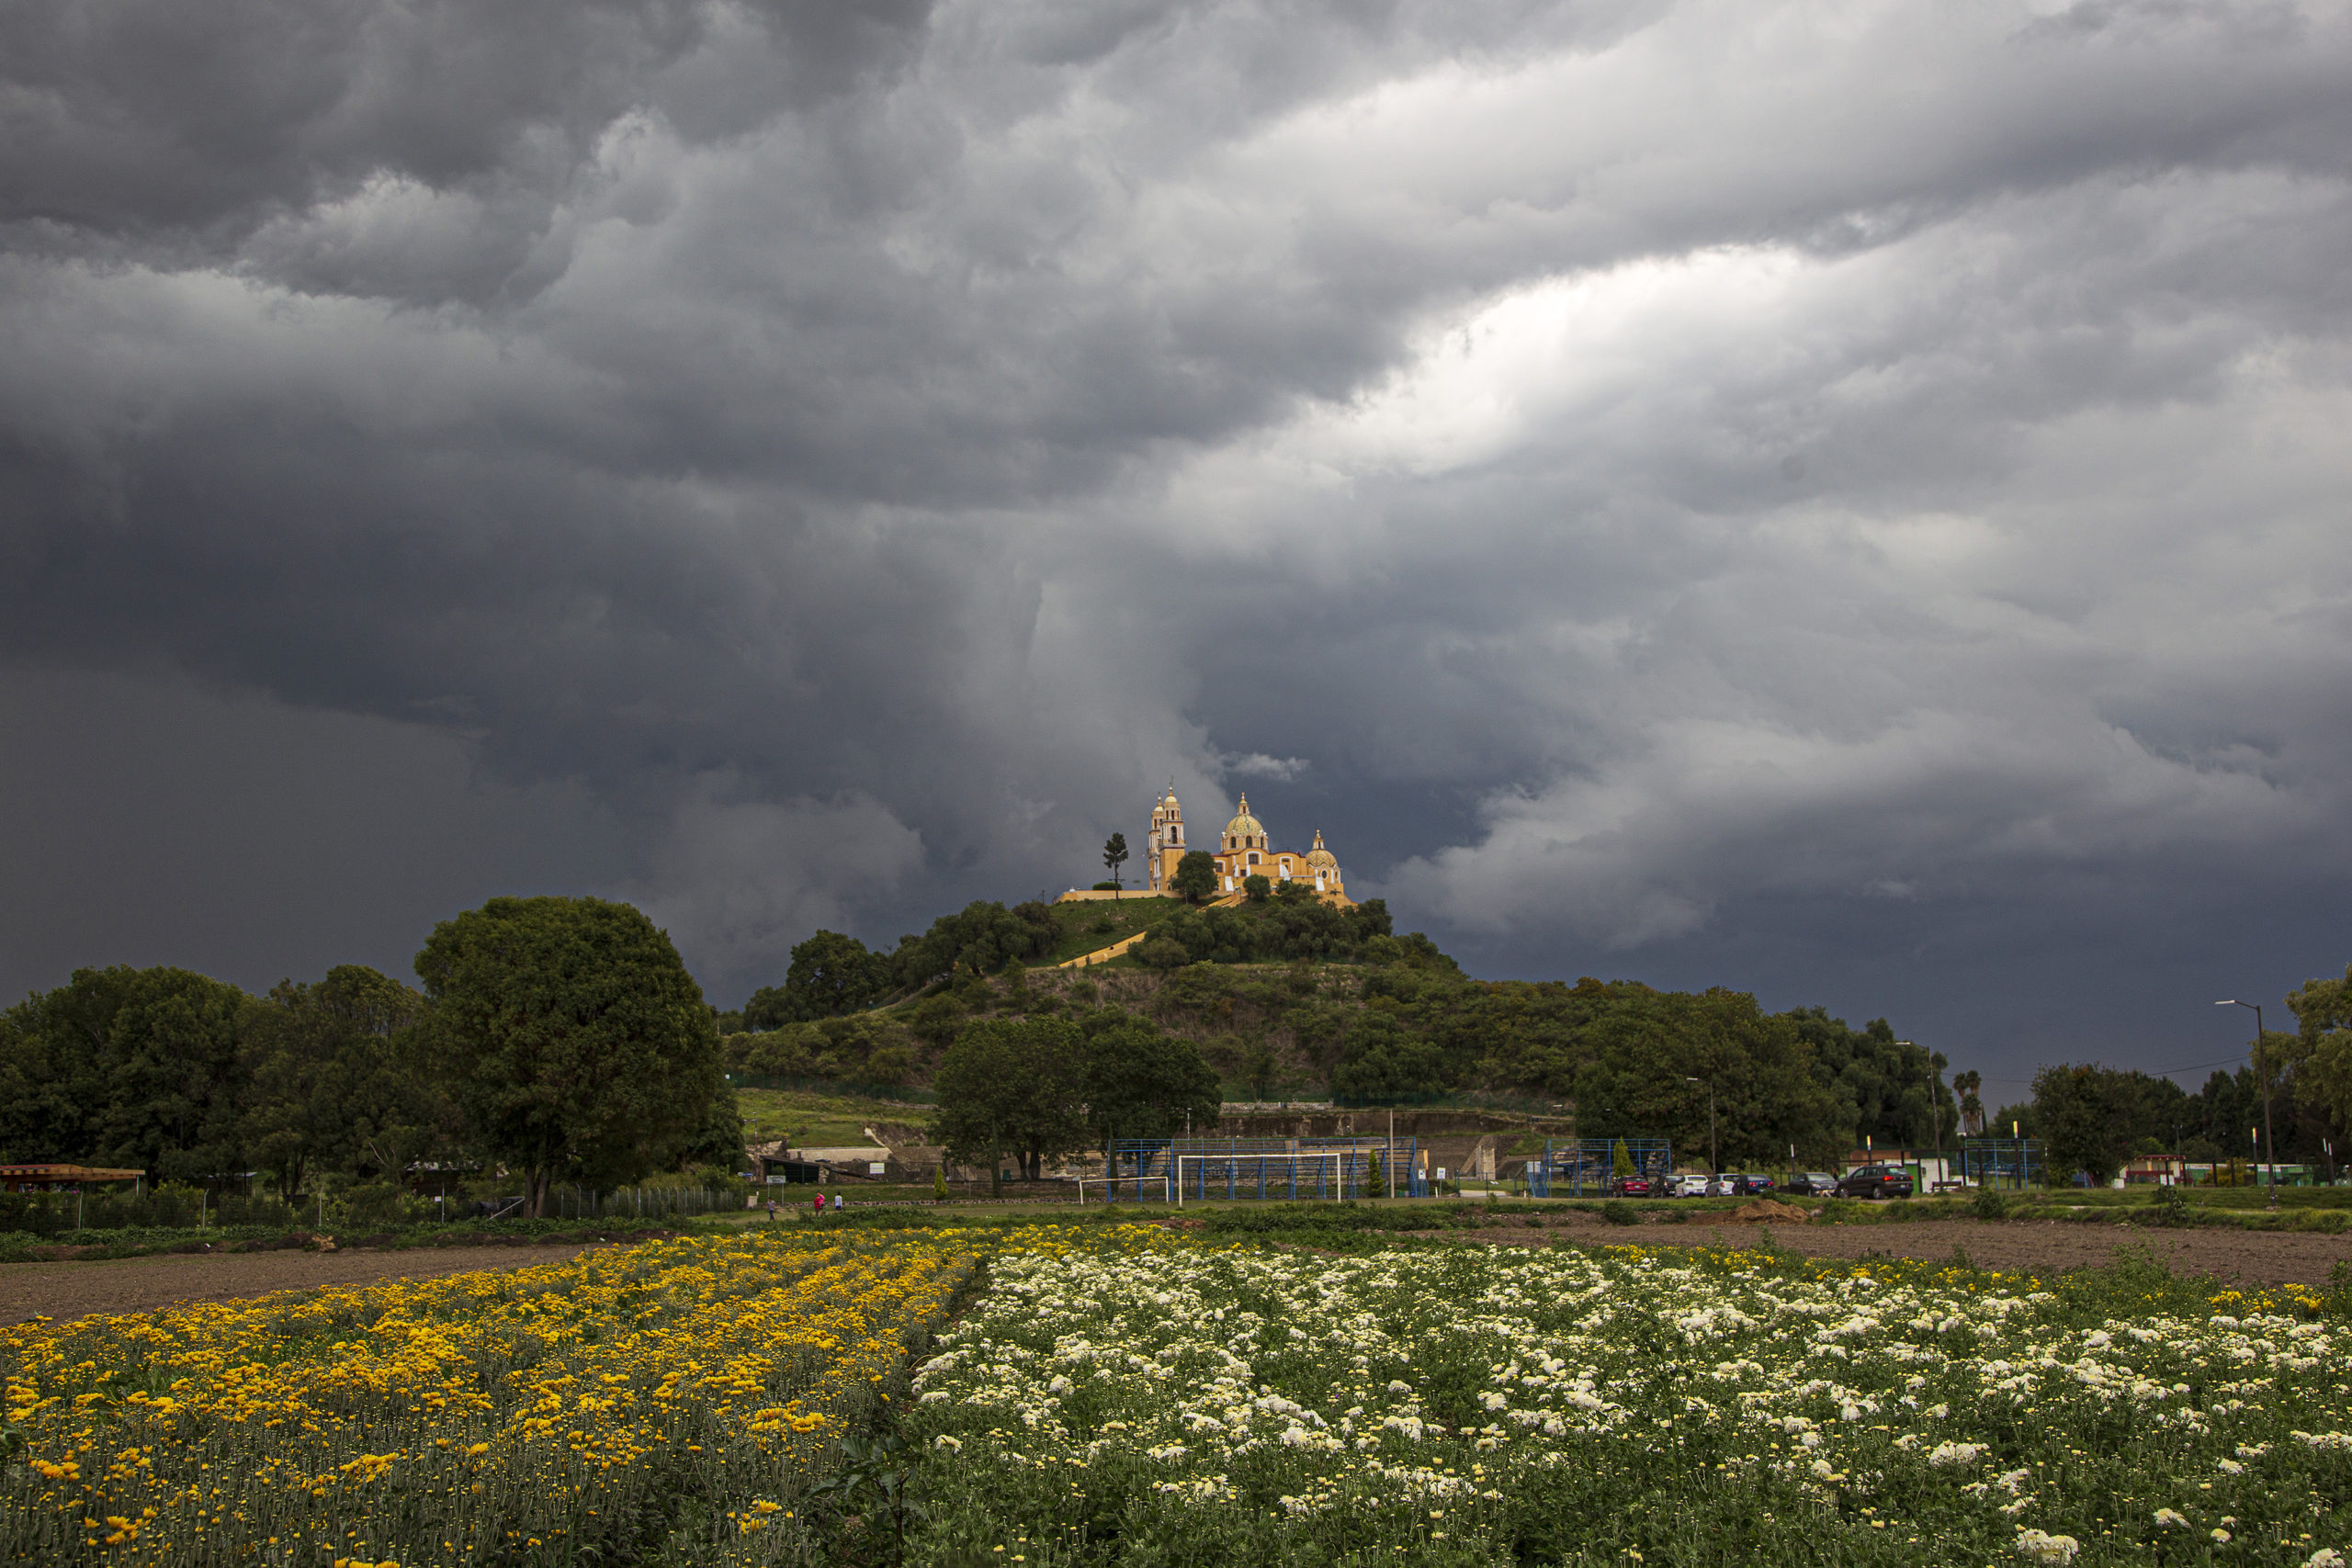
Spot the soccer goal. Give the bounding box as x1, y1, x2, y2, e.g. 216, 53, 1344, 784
1174, 1148, 1351, 1206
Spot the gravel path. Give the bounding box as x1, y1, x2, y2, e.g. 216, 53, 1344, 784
0, 1240, 623, 1327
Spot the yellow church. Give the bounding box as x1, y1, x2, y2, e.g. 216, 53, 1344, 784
1143, 786, 1348, 900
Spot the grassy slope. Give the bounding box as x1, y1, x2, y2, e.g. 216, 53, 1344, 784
735, 1087, 932, 1147
1030, 895, 1182, 965
1026, 891, 1347, 968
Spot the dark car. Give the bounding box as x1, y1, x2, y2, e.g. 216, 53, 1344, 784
1612, 1176, 1651, 1197
1785, 1171, 1839, 1196
1736, 1174, 1775, 1196
1837, 1165, 1915, 1200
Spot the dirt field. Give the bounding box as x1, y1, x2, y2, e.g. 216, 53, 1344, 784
1423, 1213, 2352, 1287
0, 1240, 622, 1328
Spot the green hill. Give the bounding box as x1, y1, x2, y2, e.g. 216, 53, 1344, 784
718, 890, 1955, 1168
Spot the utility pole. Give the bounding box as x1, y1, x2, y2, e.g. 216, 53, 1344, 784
1684, 1077, 1716, 1175
1897, 1041, 1944, 1189
2218, 1000, 2278, 1210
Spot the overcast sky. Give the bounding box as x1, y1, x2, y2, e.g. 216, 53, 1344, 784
6, 0, 2350, 1102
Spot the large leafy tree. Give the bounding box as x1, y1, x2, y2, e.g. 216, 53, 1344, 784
2289, 964, 2352, 1145
933, 1019, 1087, 1192
2030, 1063, 2175, 1185
1080, 1016, 1218, 1171
1170, 850, 1218, 903
744, 930, 893, 1027
240, 965, 440, 1203
0, 965, 249, 1177
414, 897, 726, 1215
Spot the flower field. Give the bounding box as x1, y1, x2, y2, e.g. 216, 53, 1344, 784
4, 1231, 978, 1565
909, 1234, 2352, 1567
6, 1220, 2348, 1567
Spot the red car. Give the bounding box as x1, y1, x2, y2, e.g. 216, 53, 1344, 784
1612, 1176, 1651, 1197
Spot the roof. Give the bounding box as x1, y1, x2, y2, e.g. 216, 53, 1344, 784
0, 1164, 144, 1181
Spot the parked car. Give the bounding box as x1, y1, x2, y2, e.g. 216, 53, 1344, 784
1736, 1173, 1775, 1196
1669, 1173, 1712, 1198
1785, 1172, 1839, 1196
1612, 1176, 1651, 1197
1837, 1165, 1916, 1200
1709, 1173, 1741, 1197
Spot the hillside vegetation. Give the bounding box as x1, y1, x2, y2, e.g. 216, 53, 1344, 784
718, 892, 1957, 1167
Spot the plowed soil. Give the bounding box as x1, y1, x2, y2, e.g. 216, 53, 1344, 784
1422, 1213, 2352, 1287
0, 1240, 622, 1327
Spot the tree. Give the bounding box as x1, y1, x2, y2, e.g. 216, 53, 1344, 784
1171, 850, 1218, 903
889, 901, 1060, 989
240, 964, 436, 1203
1242, 874, 1271, 903
414, 897, 727, 1216
0, 964, 247, 1177
1102, 832, 1129, 897
1951, 1069, 1984, 1136
1080, 1018, 1218, 1185
2031, 1064, 2143, 1186
933, 1019, 1088, 1193
2290, 964, 2352, 1143
747, 931, 891, 1027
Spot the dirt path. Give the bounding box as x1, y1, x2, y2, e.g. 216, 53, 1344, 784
0, 1241, 625, 1327
1419, 1214, 2352, 1287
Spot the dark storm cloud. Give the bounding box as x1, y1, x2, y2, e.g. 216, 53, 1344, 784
5, 0, 2350, 1085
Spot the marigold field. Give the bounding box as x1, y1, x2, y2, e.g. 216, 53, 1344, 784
6, 1220, 2350, 1567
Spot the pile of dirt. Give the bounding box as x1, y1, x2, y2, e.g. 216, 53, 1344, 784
1730, 1199, 1813, 1224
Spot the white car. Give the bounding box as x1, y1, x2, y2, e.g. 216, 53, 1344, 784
1669, 1174, 1711, 1198
1710, 1174, 1739, 1197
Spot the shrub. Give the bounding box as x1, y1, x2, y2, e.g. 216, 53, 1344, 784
2147, 1185, 2191, 1227
1973, 1188, 2011, 1221
1600, 1200, 1637, 1226
1136, 934, 1191, 970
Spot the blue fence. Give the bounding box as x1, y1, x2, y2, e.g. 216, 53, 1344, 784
1961, 1137, 2043, 1190
1528, 1138, 1677, 1198
1108, 1137, 1427, 1201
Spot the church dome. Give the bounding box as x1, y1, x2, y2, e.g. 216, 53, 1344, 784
1223, 794, 1264, 840
1304, 829, 1338, 869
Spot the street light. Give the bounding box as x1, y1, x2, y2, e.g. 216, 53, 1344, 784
2217, 999, 2277, 1210
1684, 1077, 1717, 1175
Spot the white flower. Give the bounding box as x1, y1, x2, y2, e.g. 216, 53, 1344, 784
2217, 1459, 2244, 1474
2211, 1529, 2233, 1544
1928, 1441, 1985, 1468
2014, 1529, 2082, 1564
2301, 1550, 2343, 1568
1479, 1392, 1510, 1411
933, 1436, 962, 1452
2153, 1509, 2188, 1528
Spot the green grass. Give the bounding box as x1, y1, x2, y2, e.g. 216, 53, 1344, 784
1027, 895, 1183, 965
736, 1086, 932, 1146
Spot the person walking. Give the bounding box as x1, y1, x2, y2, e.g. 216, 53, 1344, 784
831, 1192, 843, 1213
764, 1195, 778, 1224
811, 1190, 824, 1218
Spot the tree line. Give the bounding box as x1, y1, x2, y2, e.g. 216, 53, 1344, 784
2000, 964, 2352, 1183
0, 897, 737, 1216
